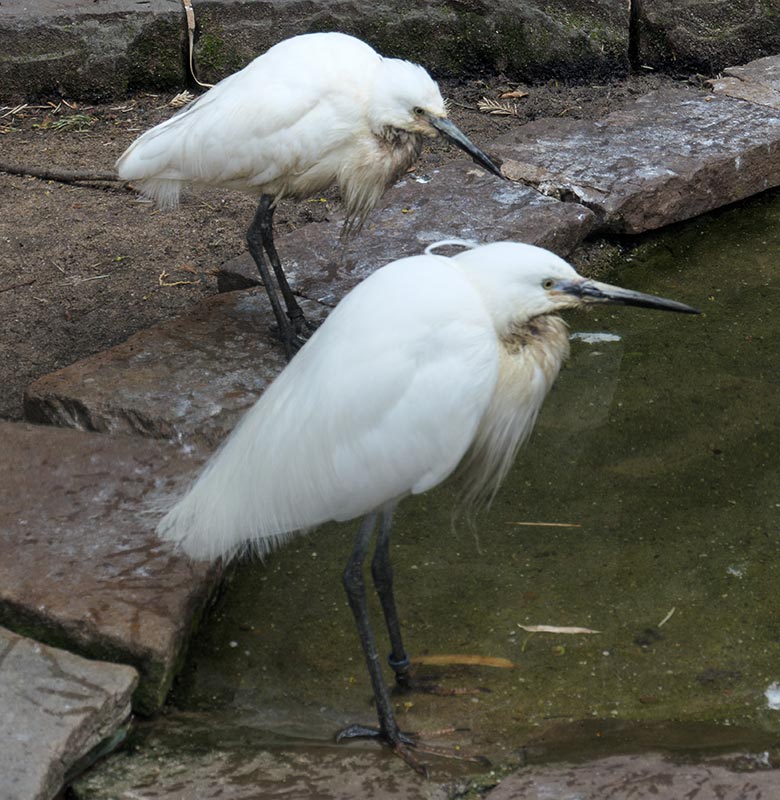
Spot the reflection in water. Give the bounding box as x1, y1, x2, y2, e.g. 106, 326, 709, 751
171, 189, 779, 767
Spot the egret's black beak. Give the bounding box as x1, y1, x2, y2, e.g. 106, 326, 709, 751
571, 279, 700, 314
430, 116, 505, 179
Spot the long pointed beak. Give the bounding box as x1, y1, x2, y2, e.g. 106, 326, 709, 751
429, 116, 505, 179
571, 279, 700, 314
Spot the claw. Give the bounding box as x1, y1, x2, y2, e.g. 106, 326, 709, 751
334, 722, 489, 772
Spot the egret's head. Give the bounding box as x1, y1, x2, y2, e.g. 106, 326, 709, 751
372, 59, 504, 178
451, 241, 699, 331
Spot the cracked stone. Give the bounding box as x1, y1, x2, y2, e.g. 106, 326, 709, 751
711, 54, 780, 111
0, 625, 137, 800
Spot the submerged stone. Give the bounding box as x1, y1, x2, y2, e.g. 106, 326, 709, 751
0, 625, 137, 800
485, 752, 780, 799
0, 421, 219, 714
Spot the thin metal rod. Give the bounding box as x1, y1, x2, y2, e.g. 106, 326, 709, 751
342, 512, 402, 742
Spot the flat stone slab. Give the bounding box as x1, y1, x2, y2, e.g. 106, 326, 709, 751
711, 54, 780, 111
221, 161, 596, 306
485, 752, 780, 799
1, 626, 137, 800
25, 292, 326, 447
493, 86, 780, 234
0, 421, 220, 715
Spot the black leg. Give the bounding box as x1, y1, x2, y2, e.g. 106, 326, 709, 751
371, 506, 413, 690
255, 196, 313, 336
246, 199, 297, 359
338, 512, 490, 774
339, 513, 403, 742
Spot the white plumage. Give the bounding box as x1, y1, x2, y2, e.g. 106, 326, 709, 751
157, 239, 699, 560
116, 32, 504, 355
117, 33, 445, 218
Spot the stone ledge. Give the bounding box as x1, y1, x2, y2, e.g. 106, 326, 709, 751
0, 421, 220, 715
494, 83, 780, 234
24, 293, 328, 447
0, 0, 629, 99
220, 161, 595, 306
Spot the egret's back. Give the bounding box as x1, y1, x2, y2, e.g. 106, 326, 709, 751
157, 254, 500, 561
116, 33, 384, 209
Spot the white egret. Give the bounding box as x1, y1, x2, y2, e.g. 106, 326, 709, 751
157, 240, 698, 771
116, 32, 504, 357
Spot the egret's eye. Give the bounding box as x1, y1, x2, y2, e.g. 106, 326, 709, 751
413, 106, 425, 116
542, 278, 556, 290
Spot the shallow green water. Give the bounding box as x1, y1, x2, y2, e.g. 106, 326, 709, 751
167, 190, 779, 772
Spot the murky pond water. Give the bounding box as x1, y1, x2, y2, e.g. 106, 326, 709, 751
81, 190, 780, 793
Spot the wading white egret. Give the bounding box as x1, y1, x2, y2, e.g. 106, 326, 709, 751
157, 240, 698, 771
116, 32, 504, 357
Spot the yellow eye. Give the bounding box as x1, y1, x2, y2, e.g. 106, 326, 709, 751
542, 278, 555, 290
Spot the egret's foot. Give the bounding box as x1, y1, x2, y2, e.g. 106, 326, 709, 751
334, 723, 490, 773
335, 723, 417, 748
268, 323, 308, 360
335, 724, 426, 774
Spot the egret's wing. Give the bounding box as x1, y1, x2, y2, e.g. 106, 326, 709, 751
116, 33, 381, 200
157, 255, 499, 560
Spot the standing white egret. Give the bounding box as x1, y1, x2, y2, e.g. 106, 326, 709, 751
116, 32, 504, 358
157, 240, 698, 771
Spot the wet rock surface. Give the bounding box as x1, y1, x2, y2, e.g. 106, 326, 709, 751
0, 421, 219, 714
220, 162, 596, 306
24, 293, 327, 448
0, 625, 137, 800
494, 85, 780, 234
711, 54, 780, 111
484, 752, 780, 800
71, 718, 454, 800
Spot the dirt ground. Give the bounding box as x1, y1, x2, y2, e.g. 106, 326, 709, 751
0, 72, 676, 420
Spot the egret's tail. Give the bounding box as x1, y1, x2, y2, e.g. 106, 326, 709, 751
156, 472, 298, 563
116, 114, 192, 210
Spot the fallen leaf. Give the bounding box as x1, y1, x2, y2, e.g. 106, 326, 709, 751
517, 624, 601, 635
477, 97, 519, 116
411, 654, 516, 669
501, 90, 529, 99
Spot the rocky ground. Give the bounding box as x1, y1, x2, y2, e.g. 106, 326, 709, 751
0, 72, 676, 421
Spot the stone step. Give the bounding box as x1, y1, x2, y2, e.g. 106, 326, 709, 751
25, 178, 592, 444
0, 421, 220, 715
219, 161, 596, 306
0, 625, 137, 800
24, 292, 328, 447
711, 54, 780, 110
493, 59, 780, 234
